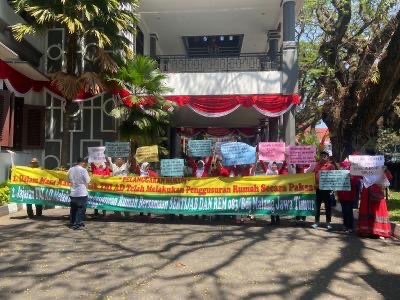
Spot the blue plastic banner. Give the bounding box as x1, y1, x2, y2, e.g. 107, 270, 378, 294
160, 159, 185, 177
221, 142, 256, 166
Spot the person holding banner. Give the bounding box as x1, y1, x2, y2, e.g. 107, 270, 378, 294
357, 166, 392, 239
67, 158, 91, 230
91, 161, 111, 217
139, 162, 158, 177
311, 150, 335, 230
26, 158, 43, 218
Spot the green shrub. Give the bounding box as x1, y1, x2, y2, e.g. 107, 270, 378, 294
0, 182, 10, 206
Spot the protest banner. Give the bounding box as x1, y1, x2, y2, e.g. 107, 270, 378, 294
221, 142, 256, 166
258, 142, 286, 162
349, 155, 384, 176
88, 147, 106, 163
10, 166, 316, 216
105, 142, 130, 158
319, 170, 351, 191
287, 145, 316, 164
160, 159, 185, 177
135, 145, 159, 163
188, 140, 212, 157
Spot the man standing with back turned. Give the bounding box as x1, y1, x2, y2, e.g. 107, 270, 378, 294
67, 158, 91, 230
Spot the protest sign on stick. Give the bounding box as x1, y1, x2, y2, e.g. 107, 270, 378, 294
287, 145, 316, 164
88, 147, 106, 163
349, 155, 384, 176
105, 142, 130, 158
221, 142, 256, 166
188, 140, 212, 157
160, 159, 185, 177
258, 142, 286, 162
319, 170, 351, 191
135, 145, 159, 163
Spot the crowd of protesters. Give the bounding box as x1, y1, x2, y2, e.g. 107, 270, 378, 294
26, 145, 394, 239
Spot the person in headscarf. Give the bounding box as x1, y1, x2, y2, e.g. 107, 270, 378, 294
357, 164, 392, 239
138, 162, 158, 218
187, 157, 212, 178
27, 158, 43, 218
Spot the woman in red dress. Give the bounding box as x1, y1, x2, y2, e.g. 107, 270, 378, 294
357, 167, 392, 239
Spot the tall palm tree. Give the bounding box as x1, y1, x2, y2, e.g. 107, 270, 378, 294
109, 55, 175, 161
10, 0, 139, 166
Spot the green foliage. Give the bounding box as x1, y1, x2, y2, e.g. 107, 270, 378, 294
388, 191, 400, 223
0, 182, 10, 206
297, 130, 320, 146
109, 56, 175, 157
10, 0, 139, 60
376, 128, 400, 154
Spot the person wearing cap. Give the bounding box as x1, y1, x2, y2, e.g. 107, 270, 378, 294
311, 150, 336, 230
67, 158, 91, 230
26, 158, 43, 218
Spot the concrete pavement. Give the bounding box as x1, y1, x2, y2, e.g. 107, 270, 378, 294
0, 209, 399, 299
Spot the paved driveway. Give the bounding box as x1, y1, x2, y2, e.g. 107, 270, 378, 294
0, 209, 399, 299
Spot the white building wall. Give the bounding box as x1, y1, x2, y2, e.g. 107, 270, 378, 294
164, 71, 282, 95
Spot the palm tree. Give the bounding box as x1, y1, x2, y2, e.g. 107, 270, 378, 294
10, 0, 139, 166
108, 55, 175, 162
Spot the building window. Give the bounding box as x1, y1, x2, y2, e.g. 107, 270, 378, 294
136, 26, 144, 55
0, 89, 45, 150
182, 35, 244, 57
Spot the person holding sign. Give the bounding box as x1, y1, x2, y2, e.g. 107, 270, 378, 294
357, 164, 392, 239
337, 161, 361, 233
211, 158, 230, 177
91, 161, 111, 217
108, 157, 130, 176
187, 156, 212, 178
311, 150, 335, 230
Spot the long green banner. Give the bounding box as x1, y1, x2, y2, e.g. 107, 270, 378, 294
10, 167, 317, 216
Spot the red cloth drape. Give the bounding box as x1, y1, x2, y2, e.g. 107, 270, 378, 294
166, 94, 300, 116
0, 59, 48, 94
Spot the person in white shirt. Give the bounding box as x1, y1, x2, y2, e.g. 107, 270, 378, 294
108, 157, 130, 176
67, 158, 91, 230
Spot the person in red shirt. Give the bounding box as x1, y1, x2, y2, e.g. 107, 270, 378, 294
91, 161, 112, 217
211, 158, 230, 177
187, 156, 212, 177
311, 150, 336, 230
337, 161, 361, 233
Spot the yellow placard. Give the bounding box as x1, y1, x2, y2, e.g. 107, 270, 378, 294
135, 145, 159, 163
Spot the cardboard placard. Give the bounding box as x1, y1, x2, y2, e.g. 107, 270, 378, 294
135, 145, 159, 163
188, 140, 212, 157
287, 145, 316, 164
160, 159, 185, 177
349, 155, 384, 176
319, 170, 351, 191
258, 142, 286, 162
105, 142, 130, 158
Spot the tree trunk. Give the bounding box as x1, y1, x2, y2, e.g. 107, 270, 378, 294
60, 101, 72, 168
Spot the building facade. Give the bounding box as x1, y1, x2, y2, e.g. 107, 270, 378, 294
0, 0, 302, 177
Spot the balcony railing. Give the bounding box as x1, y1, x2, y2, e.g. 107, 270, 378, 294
157, 53, 281, 73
